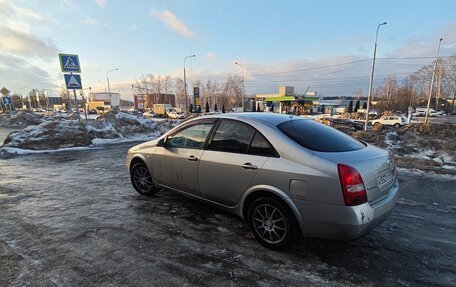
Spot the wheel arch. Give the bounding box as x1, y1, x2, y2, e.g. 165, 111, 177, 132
129, 154, 148, 172
241, 186, 303, 234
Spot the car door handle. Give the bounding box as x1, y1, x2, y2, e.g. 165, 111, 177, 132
187, 155, 198, 161
241, 163, 258, 170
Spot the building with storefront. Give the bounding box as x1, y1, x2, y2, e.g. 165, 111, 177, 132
255, 86, 320, 114
133, 93, 176, 110
87, 92, 121, 111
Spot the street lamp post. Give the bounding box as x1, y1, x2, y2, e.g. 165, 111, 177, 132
235, 61, 245, 112
184, 55, 196, 114
107, 68, 119, 110
425, 38, 443, 123
365, 22, 387, 131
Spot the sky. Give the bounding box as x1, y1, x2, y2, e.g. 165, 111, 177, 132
1, 0, 455, 99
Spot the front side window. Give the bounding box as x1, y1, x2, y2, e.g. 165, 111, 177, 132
165, 122, 214, 149
208, 120, 255, 154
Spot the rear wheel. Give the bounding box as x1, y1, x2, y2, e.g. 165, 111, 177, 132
247, 197, 297, 249
130, 162, 158, 196
374, 122, 381, 127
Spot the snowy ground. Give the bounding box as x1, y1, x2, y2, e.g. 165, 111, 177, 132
0, 143, 455, 286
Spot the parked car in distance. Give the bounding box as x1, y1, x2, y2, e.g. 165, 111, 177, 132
321, 118, 364, 130
413, 107, 437, 117
436, 110, 445, 116
372, 116, 406, 128
168, 111, 185, 119
143, 111, 158, 118
126, 113, 399, 249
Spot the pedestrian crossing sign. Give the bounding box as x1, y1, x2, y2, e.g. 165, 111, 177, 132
64, 74, 83, 89
59, 53, 81, 73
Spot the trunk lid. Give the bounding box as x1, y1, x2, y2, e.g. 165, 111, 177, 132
315, 144, 395, 203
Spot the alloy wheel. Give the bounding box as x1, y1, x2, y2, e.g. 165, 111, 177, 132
252, 203, 287, 244
133, 166, 153, 193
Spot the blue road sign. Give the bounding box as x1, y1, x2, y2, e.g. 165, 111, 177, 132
59, 53, 81, 73
64, 74, 83, 89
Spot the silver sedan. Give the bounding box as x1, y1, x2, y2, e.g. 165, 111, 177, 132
126, 113, 399, 249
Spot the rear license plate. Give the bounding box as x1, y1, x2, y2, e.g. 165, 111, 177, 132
378, 173, 392, 188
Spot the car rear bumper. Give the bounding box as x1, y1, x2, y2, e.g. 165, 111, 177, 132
294, 178, 400, 241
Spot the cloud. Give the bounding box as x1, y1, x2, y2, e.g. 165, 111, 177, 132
0, 26, 58, 58
83, 17, 98, 26
0, 54, 52, 91
150, 9, 194, 38
95, 0, 106, 8
205, 52, 218, 61
0, 0, 43, 21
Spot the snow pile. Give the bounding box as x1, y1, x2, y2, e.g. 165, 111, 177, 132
1, 111, 179, 152
0, 111, 44, 127
3, 120, 91, 150
0, 110, 81, 128
352, 123, 456, 175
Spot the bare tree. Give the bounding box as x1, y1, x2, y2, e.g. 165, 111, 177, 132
174, 78, 185, 109
409, 64, 433, 102
223, 75, 242, 109
384, 76, 397, 110
133, 74, 153, 109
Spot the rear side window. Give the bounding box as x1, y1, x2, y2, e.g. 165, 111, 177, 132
208, 120, 255, 154
249, 132, 274, 156
277, 119, 365, 152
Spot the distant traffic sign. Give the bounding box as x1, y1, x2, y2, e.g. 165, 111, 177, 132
1, 87, 10, 96
64, 74, 83, 89
59, 53, 81, 73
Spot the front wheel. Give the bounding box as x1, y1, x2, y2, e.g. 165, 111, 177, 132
247, 197, 298, 249
394, 123, 401, 128
130, 162, 158, 196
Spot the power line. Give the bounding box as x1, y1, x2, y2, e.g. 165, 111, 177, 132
245, 71, 414, 83
190, 55, 452, 80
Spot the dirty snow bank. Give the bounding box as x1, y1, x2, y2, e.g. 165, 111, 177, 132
351, 123, 456, 175
0, 110, 79, 128
0, 111, 178, 154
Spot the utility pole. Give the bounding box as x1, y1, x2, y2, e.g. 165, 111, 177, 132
425, 38, 443, 123
107, 68, 119, 110
365, 22, 387, 131
235, 61, 245, 111
184, 55, 196, 115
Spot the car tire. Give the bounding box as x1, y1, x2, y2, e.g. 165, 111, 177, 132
394, 123, 400, 128
130, 162, 158, 196
247, 197, 298, 249
373, 122, 380, 127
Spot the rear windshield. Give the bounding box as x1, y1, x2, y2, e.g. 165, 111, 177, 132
277, 119, 365, 152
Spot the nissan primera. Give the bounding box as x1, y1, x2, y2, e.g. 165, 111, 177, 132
126, 113, 399, 249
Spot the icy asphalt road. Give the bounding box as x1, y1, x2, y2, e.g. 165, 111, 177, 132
0, 143, 455, 287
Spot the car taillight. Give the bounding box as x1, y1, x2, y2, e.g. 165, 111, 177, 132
337, 164, 368, 206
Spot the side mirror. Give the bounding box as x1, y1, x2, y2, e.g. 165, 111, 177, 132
157, 137, 166, 147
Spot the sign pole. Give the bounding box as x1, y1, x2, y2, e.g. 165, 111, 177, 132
73, 89, 80, 121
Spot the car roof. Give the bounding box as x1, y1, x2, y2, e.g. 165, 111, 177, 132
202, 112, 302, 126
